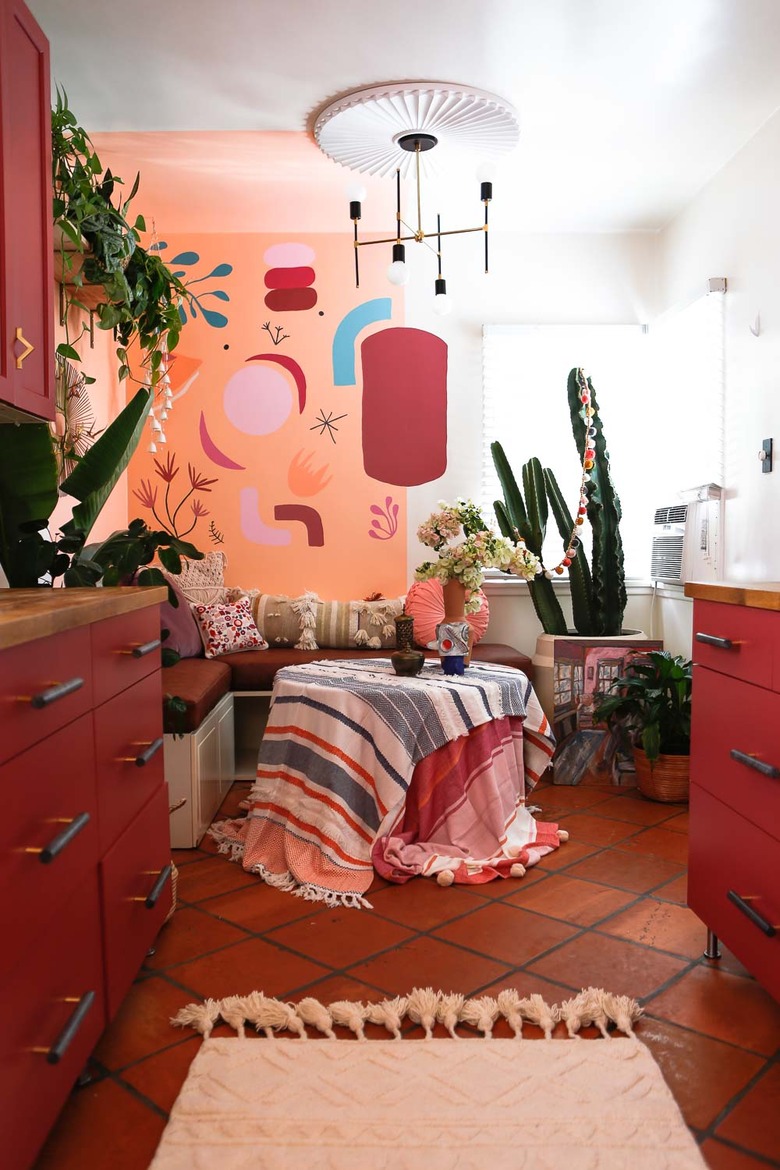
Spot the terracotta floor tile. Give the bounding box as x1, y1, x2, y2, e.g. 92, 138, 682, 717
526, 930, 688, 998
714, 946, 754, 980
598, 898, 706, 959
267, 906, 416, 968
368, 878, 489, 930
171, 848, 209, 867
617, 825, 690, 864
715, 1063, 780, 1162
462, 865, 549, 898
34, 1077, 166, 1170
505, 874, 638, 925
646, 965, 780, 1056
531, 783, 613, 812
433, 901, 579, 966
93, 976, 197, 1070
664, 811, 690, 834
120, 1035, 201, 1112
639, 1017, 765, 1130
143, 906, 250, 970
550, 811, 641, 847
174, 854, 260, 904
205, 882, 322, 933
654, 873, 689, 905
171, 937, 331, 1001
566, 847, 685, 893
531, 839, 602, 872
591, 794, 682, 826
349, 935, 512, 998
700, 1138, 778, 1170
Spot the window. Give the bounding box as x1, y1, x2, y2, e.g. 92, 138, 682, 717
481, 300, 724, 580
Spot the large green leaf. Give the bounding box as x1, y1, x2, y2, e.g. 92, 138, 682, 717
0, 423, 59, 585
60, 386, 152, 540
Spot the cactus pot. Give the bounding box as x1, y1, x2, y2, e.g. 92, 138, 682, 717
532, 632, 663, 786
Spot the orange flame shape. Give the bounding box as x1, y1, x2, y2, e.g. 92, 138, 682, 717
287, 449, 333, 497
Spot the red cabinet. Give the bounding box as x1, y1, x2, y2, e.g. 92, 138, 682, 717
0, 0, 54, 422
0, 594, 169, 1168
688, 592, 780, 1000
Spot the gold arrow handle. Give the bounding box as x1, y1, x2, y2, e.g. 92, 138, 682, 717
15, 326, 35, 369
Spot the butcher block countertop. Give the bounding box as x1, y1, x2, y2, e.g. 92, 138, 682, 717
684, 581, 780, 611
0, 587, 168, 651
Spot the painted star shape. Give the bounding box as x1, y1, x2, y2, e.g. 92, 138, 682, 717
310, 408, 347, 444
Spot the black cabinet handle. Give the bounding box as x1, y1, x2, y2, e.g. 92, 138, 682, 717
144, 864, 172, 909
39, 813, 90, 864
45, 991, 96, 1064
730, 749, 780, 779
695, 632, 736, 650
130, 639, 161, 659
29, 677, 84, 708
727, 890, 777, 937
134, 737, 164, 767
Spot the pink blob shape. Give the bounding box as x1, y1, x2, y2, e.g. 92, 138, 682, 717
263, 242, 316, 267
223, 366, 292, 436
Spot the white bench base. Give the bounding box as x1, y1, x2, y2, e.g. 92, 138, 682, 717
166, 692, 236, 848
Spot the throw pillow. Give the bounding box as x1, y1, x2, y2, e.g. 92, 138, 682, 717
192, 597, 269, 659
166, 550, 231, 606
159, 572, 203, 659
250, 593, 406, 650
404, 579, 490, 647
352, 597, 405, 649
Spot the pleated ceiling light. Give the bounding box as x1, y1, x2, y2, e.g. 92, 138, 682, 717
314, 82, 519, 312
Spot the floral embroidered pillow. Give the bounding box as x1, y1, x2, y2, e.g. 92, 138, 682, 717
192, 597, 268, 659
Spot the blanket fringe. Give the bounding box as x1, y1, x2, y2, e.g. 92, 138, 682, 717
171, 986, 643, 1041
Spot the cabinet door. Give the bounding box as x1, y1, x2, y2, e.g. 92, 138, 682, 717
0, 0, 54, 422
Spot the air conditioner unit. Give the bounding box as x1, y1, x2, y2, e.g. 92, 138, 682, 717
651, 493, 721, 584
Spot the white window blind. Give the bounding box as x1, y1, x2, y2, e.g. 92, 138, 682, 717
481, 301, 725, 580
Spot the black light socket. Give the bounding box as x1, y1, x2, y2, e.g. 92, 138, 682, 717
349, 200, 362, 220
435, 277, 447, 297
480, 181, 493, 202
392, 242, 406, 263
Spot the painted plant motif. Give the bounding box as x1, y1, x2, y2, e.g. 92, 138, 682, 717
133, 451, 219, 538
310, 408, 347, 444
151, 241, 233, 328
261, 321, 290, 346
368, 496, 400, 541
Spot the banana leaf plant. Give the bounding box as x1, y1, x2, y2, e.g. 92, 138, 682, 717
593, 650, 693, 764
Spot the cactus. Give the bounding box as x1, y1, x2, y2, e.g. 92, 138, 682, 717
491, 366, 626, 636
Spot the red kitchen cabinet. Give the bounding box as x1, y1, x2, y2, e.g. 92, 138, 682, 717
0, 589, 169, 1168
686, 586, 780, 1001
0, 0, 54, 422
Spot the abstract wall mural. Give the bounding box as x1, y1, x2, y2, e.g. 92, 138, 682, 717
127, 235, 416, 596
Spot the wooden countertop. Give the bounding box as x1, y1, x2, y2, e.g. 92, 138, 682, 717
684, 581, 780, 610
0, 587, 168, 650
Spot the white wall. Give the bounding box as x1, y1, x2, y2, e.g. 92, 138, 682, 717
660, 105, 780, 583
402, 228, 660, 656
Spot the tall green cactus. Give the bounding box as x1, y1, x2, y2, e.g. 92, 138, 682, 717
491, 366, 626, 636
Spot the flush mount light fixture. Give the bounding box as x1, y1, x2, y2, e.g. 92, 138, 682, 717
313, 82, 519, 310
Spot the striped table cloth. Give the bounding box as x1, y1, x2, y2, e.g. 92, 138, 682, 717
211, 659, 560, 908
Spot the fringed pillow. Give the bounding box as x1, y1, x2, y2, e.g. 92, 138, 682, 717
249, 593, 406, 650
251, 592, 322, 649
405, 579, 489, 648
192, 597, 268, 659
352, 597, 405, 650
165, 550, 231, 606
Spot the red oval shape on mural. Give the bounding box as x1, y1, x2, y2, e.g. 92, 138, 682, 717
264, 287, 318, 312
264, 266, 316, 290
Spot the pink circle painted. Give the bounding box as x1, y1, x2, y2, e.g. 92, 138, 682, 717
263, 242, 316, 267
223, 366, 292, 436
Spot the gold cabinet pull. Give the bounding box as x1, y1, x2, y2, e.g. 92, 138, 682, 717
14, 326, 35, 369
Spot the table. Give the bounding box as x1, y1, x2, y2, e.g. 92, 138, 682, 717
211, 659, 561, 908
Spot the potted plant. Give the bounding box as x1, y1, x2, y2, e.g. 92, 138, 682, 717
594, 650, 693, 802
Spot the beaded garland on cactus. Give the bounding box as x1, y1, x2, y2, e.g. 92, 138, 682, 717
542, 368, 597, 580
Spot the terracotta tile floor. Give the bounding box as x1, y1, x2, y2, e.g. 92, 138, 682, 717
35, 774, 780, 1169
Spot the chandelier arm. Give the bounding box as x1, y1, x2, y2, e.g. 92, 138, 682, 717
354, 219, 360, 288
484, 203, 489, 274
415, 144, 423, 238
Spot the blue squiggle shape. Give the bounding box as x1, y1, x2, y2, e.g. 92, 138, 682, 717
332, 298, 392, 386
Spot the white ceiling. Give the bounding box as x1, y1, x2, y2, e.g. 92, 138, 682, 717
28, 0, 780, 232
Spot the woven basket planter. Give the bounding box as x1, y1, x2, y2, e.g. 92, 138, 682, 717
633, 746, 690, 804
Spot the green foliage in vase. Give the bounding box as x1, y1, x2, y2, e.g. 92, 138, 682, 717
593, 651, 693, 763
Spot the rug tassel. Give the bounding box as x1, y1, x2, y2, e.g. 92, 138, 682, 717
407, 987, 440, 1039
244, 992, 306, 1039
218, 995, 251, 1038
460, 995, 501, 1038
330, 1000, 368, 1040
170, 998, 222, 1039
518, 993, 559, 1040
497, 989, 524, 1038
366, 996, 409, 1040
296, 997, 336, 1039
557, 829, 570, 842
602, 992, 643, 1037
435, 993, 465, 1039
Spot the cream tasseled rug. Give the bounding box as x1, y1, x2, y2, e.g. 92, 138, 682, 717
150, 989, 707, 1170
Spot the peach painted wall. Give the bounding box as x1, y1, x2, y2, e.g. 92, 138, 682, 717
126, 233, 409, 597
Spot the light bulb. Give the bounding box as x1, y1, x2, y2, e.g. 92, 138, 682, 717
346, 181, 367, 202
387, 260, 409, 286
432, 293, 451, 316
476, 161, 495, 183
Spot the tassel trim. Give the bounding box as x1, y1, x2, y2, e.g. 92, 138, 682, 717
172, 985, 643, 1041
